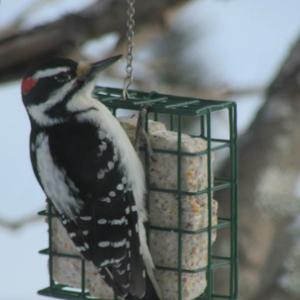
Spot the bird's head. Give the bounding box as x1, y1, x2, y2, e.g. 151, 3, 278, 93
21, 55, 122, 127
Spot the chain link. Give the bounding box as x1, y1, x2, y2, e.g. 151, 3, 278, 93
123, 0, 136, 100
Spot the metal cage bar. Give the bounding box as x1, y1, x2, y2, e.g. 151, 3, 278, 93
38, 87, 238, 300
206, 111, 213, 300
229, 104, 238, 298
48, 200, 54, 289
177, 115, 183, 300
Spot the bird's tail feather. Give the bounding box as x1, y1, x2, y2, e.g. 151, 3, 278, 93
126, 273, 161, 300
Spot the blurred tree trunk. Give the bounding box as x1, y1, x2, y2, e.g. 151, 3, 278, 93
217, 36, 300, 300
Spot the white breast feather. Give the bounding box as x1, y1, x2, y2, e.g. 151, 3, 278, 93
35, 132, 82, 219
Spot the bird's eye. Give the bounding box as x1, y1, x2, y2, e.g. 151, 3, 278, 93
54, 72, 71, 83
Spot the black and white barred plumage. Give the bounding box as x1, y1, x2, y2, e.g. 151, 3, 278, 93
22, 56, 161, 300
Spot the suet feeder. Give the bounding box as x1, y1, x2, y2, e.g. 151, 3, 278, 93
38, 86, 238, 300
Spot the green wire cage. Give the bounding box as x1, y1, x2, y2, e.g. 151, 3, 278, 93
38, 86, 238, 300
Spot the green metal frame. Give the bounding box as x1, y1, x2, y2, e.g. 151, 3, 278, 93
38, 86, 238, 300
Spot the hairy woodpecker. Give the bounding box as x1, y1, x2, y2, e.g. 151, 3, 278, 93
21, 56, 161, 300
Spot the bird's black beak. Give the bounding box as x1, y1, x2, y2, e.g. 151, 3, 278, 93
76, 55, 122, 82
91, 55, 122, 73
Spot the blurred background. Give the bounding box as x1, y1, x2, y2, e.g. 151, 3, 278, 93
1, 0, 300, 299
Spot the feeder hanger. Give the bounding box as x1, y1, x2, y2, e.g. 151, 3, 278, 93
121, 0, 152, 153
123, 0, 136, 100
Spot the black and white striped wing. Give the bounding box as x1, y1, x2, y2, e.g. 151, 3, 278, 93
31, 121, 146, 298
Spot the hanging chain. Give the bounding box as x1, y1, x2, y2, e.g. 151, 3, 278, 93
122, 0, 153, 156
123, 0, 136, 100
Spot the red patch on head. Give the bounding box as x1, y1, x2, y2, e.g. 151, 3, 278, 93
22, 77, 38, 94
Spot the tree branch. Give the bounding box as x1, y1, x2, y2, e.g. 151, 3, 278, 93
0, 213, 43, 231
133, 79, 266, 99
0, 0, 54, 36
217, 34, 300, 300
0, 0, 190, 82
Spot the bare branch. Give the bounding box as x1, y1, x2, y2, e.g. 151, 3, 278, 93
0, 0, 57, 36
0, 0, 190, 82
113, 73, 266, 99
0, 213, 43, 231
146, 84, 266, 100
